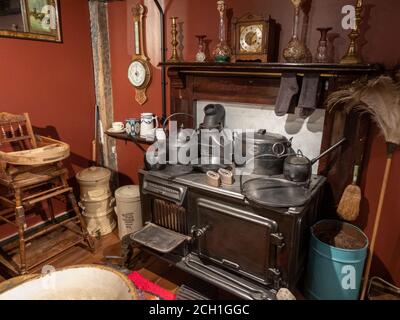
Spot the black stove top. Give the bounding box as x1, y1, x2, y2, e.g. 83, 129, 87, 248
140, 165, 326, 210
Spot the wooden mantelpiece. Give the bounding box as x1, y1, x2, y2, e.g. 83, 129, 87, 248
163, 61, 381, 112
162, 62, 380, 75
163, 61, 382, 207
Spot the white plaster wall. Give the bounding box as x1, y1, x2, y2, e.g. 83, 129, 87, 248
196, 101, 326, 173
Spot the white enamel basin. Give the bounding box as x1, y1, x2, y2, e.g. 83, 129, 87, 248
0, 265, 138, 300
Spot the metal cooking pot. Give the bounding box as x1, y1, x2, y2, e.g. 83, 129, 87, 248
283, 138, 346, 183
234, 129, 294, 175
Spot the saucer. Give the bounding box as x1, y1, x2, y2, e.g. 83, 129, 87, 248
107, 128, 125, 134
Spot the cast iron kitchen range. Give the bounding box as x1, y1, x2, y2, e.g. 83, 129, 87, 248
131, 165, 326, 300
131, 104, 332, 299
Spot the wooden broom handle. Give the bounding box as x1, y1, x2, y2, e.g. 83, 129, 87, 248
360, 156, 393, 300
92, 140, 96, 163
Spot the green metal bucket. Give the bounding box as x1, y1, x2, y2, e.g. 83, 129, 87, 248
305, 219, 369, 300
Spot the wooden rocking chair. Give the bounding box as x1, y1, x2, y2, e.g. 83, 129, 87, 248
0, 112, 93, 275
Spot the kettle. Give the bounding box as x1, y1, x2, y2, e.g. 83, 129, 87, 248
163, 113, 198, 165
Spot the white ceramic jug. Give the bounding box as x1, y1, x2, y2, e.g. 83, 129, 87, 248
140, 113, 158, 138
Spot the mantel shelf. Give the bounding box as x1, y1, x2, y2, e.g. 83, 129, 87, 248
105, 131, 154, 144
105, 131, 154, 152
160, 61, 382, 77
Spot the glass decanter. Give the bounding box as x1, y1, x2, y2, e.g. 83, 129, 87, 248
213, 0, 232, 63
283, 0, 306, 63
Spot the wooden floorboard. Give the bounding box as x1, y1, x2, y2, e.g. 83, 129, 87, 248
0, 229, 222, 298
1, 225, 295, 299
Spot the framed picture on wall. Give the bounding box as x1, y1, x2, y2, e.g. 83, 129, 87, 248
0, 0, 62, 42
23, 0, 61, 40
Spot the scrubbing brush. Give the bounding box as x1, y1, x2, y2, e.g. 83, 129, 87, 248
337, 165, 361, 221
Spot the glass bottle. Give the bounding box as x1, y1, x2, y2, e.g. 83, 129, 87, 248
195, 35, 207, 62
283, 0, 306, 63
213, 0, 231, 63
315, 27, 332, 63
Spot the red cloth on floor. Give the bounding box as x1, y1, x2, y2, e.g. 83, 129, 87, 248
128, 271, 176, 300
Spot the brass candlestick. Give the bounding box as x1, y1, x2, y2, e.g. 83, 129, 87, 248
168, 16, 180, 62
340, 0, 363, 64
283, 0, 306, 63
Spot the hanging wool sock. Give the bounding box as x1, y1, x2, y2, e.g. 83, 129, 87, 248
297, 73, 321, 117
275, 73, 299, 116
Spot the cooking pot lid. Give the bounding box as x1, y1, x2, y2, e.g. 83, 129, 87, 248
115, 185, 140, 200
76, 166, 111, 182
242, 177, 312, 208
287, 156, 310, 165
241, 130, 288, 144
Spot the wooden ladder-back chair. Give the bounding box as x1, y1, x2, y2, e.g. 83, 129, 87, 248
0, 112, 93, 275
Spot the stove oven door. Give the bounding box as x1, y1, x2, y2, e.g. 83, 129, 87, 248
133, 174, 191, 256
192, 197, 280, 285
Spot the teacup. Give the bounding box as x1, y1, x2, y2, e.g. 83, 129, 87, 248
112, 122, 124, 131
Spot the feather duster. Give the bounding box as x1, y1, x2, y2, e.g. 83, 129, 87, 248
327, 75, 400, 146
328, 75, 400, 300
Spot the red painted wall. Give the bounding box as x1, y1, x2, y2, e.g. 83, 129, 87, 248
0, 0, 95, 175
0, 0, 96, 235
108, 0, 400, 286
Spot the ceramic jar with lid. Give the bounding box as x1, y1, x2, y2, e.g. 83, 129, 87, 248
76, 167, 116, 236
76, 166, 112, 201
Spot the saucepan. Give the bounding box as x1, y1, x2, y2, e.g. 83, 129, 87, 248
283, 138, 346, 183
